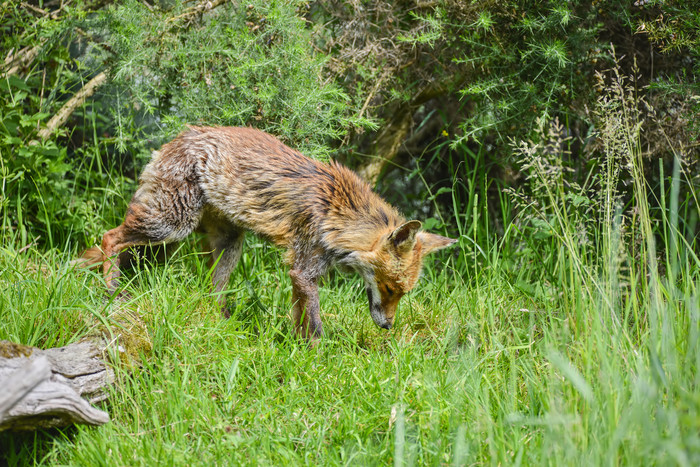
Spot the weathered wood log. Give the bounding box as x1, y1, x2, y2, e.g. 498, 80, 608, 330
0, 339, 113, 431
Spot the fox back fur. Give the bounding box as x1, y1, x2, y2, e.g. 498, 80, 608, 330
83, 126, 456, 339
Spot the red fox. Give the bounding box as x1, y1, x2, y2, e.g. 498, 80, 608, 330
80, 127, 457, 339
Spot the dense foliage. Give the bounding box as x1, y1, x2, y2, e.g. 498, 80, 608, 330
1, 0, 698, 245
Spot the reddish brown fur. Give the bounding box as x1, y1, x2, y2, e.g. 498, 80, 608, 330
83, 126, 456, 339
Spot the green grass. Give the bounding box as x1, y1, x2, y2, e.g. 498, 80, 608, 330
0, 225, 698, 465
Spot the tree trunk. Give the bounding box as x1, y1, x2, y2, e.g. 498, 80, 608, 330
357, 103, 414, 186
357, 82, 449, 186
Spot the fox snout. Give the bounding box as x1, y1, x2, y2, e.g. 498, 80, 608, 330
366, 286, 397, 330
378, 319, 393, 330
369, 302, 393, 329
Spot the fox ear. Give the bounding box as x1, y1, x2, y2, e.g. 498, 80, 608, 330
417, 231, 458, 256
388, 220, 422, 252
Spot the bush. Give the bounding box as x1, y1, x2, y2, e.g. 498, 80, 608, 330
96, 0, 369, 157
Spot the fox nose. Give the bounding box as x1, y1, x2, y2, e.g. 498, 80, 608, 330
379, 320, 392, 330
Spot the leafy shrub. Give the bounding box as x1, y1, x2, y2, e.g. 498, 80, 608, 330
0, 4, 109, 247
96, 0, 370, 157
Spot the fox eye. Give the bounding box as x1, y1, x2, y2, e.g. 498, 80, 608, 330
385, 286, 395, 297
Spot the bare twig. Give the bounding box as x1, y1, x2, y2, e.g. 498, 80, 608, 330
17, 238, 40, 254
357, 71, 389, 121
2, 44, 43, 78
167, 0, 228, 25
20, 2, 51, 16
3, 1, 75, 78
19, 0, 75, 20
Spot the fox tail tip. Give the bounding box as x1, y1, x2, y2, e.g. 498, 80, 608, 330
70, 246, 103, 269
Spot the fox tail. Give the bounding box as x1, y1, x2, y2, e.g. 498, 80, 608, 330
70, 246, 104, 270
71, 244, 172, 271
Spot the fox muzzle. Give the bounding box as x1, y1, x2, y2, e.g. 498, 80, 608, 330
366, 286, 394, 329
377, 319, 392, 330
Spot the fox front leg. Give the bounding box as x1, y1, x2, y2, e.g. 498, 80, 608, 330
289, 268, 323, 340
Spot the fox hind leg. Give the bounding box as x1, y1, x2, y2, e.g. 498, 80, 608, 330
101, 186, 204, 294
203, 219, 245, 318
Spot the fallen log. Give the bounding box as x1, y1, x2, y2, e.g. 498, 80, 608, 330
0, 339, 113, 431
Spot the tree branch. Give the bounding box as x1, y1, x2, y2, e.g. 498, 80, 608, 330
37, 71, 108, 140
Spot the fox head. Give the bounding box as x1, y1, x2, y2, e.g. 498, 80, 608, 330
345, 221, 458, 330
